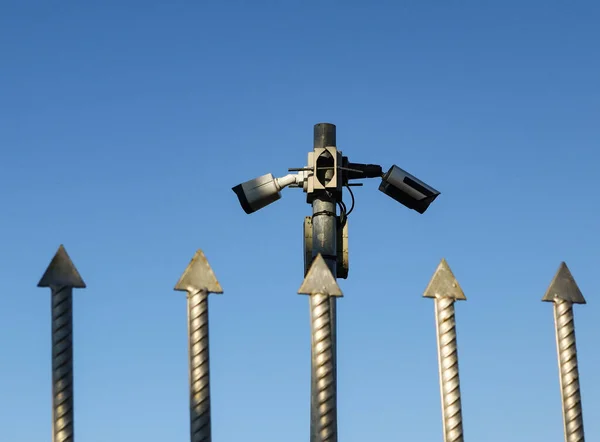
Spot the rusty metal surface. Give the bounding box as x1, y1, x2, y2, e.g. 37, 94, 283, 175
299, 254, 342, 442
38, 245, 86, 442
175, 250, 223, 442
543, 262, 586, 442
424, 259, 466, 442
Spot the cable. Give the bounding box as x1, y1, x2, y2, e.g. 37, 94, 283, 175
323, 188, 355, 229
345, 185, 355, 217
337, 200, 347, 228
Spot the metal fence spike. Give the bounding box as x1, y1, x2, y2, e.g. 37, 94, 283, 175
298, 252, 342, 441
38, 244, 86, 288
425, 258, 466, 442
543, 262, 587, 442
38, 245, 86, 442
174, 249, 223, 295
423, 258, 466, 301
174, 249, 223, 442
298, 253, 343, 297
542, 262, 586, 304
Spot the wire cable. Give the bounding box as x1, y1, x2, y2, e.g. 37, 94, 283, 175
345, 185, 355, 217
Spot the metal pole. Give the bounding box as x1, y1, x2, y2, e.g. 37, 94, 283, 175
424, 258, 466, 442
174, 249, 223, 442
299, 254, 343, 442
311, 292, 336, 441
51, 286, 75, 442
310, 123, 338, 442
553, 300, 585, 442
38, 245, 86, 442
542, 261, 586, 442
434, 297, 464, 442
189, 289, 211, 442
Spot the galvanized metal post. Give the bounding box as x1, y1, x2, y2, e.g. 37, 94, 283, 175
542, 262, 587, 442
310, 123, 338, 442
188, 289, 211, 442
424, 259, 466, 442
175, 250, 224, 442
299, 254, 343, 442
50, 287, 75, 442
37, 245, 86, 442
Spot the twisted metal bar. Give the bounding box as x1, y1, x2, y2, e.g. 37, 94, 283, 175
434, 297, 464, 442
52, 286, 74, 442
311, 196, 338, 442
311, 298, 337, 442
554, 300, 585, 442
311, 293, 337, 442
189, 289, 211, 442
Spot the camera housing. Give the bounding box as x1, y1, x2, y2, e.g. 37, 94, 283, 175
232, 173, 298, 214
379, 165, 440, 214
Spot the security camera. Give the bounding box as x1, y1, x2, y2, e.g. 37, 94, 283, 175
379, 165, 440, 214
232, 173, 300, 214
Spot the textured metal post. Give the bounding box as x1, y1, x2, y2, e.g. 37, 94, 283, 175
424, 259, 467, 442
311, 123, 338, 442
299, 255, 342, 442
174, 249, 223, 442
189, 289, 211, 442
311, 293, 336, 441
553, 300, 584, 442
51, 287, 75, 442
434, 297, 464, 442
38, 245, 86, 442
542, 261, 587, 442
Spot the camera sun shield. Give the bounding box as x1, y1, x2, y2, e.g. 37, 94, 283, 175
379, 165, 440, 214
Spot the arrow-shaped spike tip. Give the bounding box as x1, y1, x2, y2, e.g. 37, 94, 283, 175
174, 249, 223, 294
542, 262, 586, 304
298, 254, 342, 297
38, 245, 86, 288
423, 258, 466, 300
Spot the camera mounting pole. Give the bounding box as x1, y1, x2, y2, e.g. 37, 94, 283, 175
308, 122, 339, 441
232, 122, 441, 442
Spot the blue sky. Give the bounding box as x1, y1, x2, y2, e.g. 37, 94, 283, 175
2, 1, 599, 440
